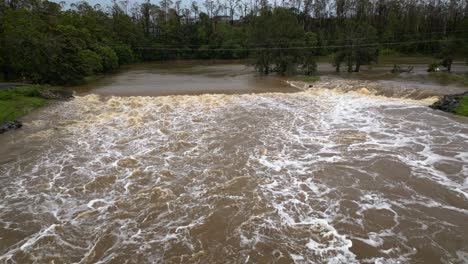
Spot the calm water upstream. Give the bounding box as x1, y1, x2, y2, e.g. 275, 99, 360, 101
0, 61, 467, 263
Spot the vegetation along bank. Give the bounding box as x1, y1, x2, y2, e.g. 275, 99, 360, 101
2, 0, 468, 84
431, 92, 468, 117
0, 86, 72, 133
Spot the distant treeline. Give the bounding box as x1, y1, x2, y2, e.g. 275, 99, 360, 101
1, 0, 468, 84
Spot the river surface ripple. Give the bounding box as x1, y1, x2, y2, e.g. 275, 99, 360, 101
0, 71, 467, 263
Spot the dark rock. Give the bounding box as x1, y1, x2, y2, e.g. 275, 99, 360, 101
430, 91, 468, 113
38, 89, 74, 100
0, 120, 23, 134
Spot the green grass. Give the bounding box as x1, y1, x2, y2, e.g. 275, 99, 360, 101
297, 76, 321, 82
455, 95, 468, 117
0, 86, 49, 123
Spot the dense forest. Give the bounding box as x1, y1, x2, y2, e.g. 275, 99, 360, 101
1, 0, 468, 84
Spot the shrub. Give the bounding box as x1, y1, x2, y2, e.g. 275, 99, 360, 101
112, 44, 134, 65
95, 46, 119, 72
427, 62, 440, 72
79, 49, 103, 75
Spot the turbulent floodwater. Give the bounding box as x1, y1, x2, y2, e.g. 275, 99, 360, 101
1, 65, 468, 263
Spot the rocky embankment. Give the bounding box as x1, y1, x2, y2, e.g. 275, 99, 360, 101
38, 88, 74, 100
430, 91, 468, 115
0, 120, 23, 133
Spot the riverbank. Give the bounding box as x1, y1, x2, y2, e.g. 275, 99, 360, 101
457, 95, 468, 116
0, 86, 72, 132
430, 92, 468, 117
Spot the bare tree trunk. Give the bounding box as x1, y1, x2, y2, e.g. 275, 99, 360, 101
303, 0, 312, 30
355, 61, 361, 72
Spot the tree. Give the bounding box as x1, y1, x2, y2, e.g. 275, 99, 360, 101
1, 0, 468, 84
95, 46, 119, 72
79, 49, 103, 75
333, 22, 378, 72
46, 25, 93, 84
112, 44, 135, 64
249, 7, 316, 75
302, 32, 318, 74
1, 9, 48, 82
438, 38, 457, 73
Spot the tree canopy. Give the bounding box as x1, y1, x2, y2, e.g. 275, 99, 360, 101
1, 0, 468, 84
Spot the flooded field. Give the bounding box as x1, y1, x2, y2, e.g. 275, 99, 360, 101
0, 61, 467, 263
74, 61, 296, 96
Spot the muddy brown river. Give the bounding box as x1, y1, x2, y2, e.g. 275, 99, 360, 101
0, 61, 467, 263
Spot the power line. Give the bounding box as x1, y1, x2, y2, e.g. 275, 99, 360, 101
134, 38, 467, 51
138, 29, 468, 48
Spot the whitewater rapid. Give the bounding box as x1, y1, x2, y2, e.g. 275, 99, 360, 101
0, 80, 467, 263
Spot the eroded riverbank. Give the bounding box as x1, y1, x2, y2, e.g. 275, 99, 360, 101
0, 63, 467, 263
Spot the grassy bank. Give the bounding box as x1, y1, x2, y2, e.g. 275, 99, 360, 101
455, 95, 468, 116
0, 86, 51, 123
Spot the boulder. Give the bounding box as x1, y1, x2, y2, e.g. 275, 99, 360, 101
0, 120, 23, 134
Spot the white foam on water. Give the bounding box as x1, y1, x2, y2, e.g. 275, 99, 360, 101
0, 79, 467, 263
456, 250, 468, 263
